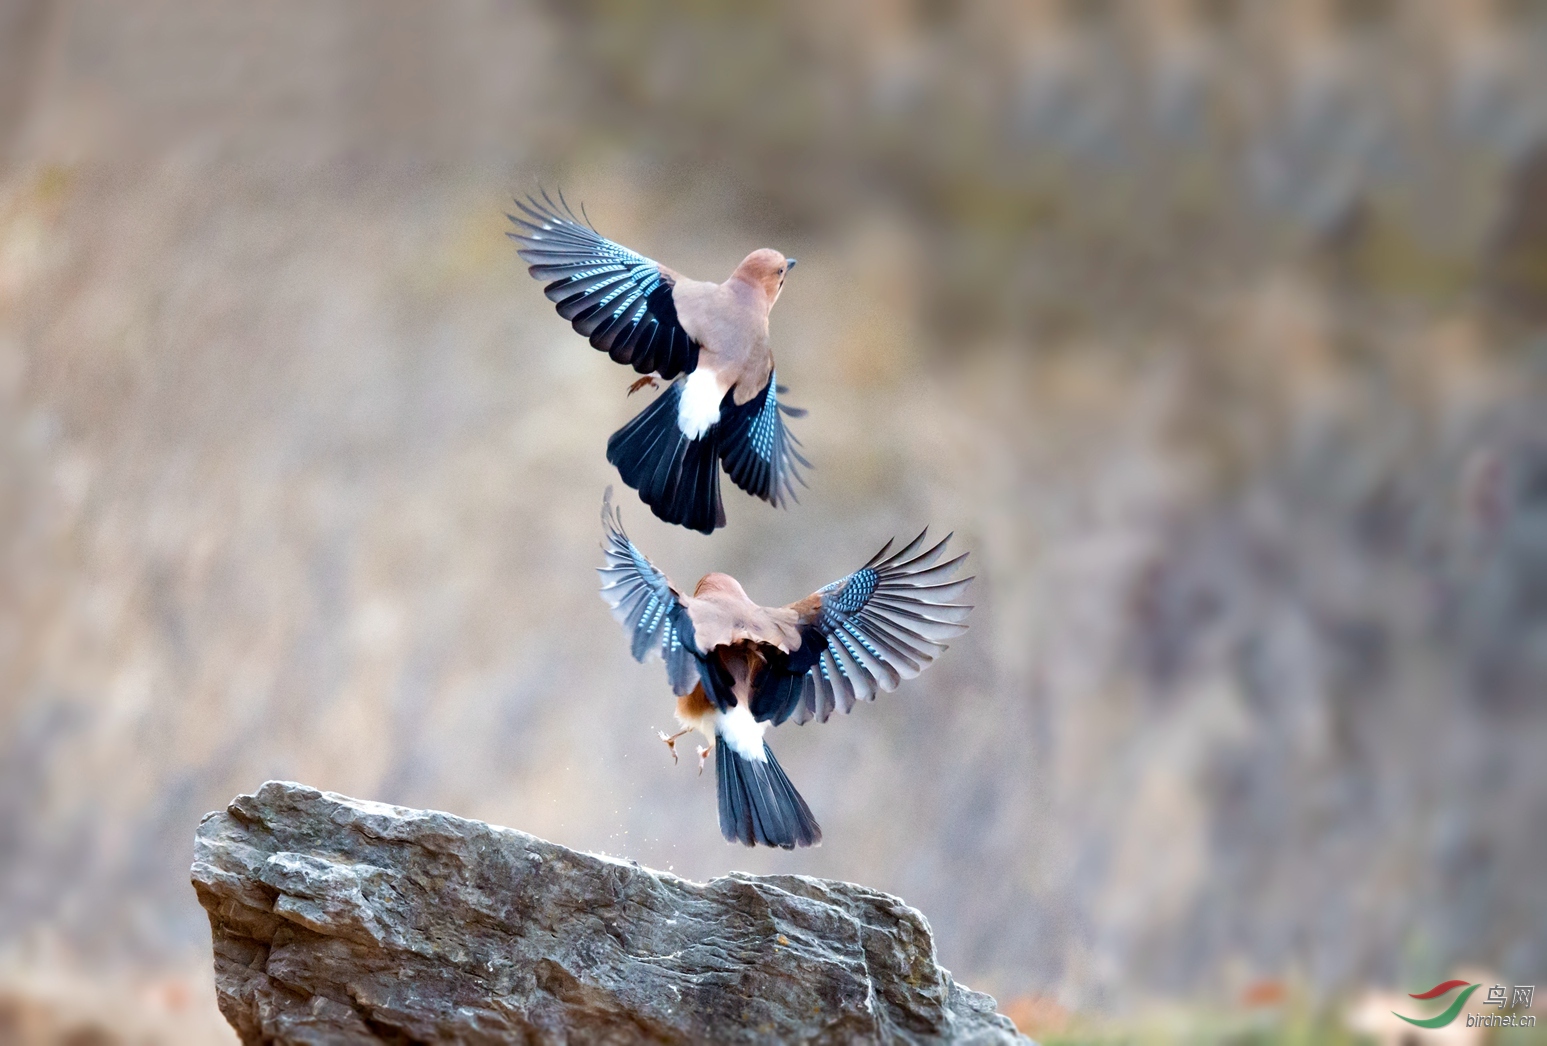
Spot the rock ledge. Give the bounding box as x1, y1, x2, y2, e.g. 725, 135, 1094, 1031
192, 781, 1029, 1044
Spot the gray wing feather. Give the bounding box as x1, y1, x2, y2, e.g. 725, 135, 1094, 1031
597, 490, 701, 695
794, 530, 973, 724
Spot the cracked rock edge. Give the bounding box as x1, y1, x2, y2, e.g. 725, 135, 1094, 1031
191, 780, 1030, 1045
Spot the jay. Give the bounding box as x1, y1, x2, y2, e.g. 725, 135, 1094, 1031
509, 193, 807, 534
597, 490, 973, 849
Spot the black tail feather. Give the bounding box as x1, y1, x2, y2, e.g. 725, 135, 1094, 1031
606, 382, 725, 534
715, 739, 822, 849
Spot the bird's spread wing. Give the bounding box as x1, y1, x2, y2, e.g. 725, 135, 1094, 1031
597, 490, 701, 695
718, 374, 809, 508
509, 193, 700, 380
751, 530, 972, 725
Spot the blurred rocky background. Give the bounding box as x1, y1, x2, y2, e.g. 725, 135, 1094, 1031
2, 1, 1546, 1042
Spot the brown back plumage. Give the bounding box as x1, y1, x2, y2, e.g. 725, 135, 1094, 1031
682, 572, 805, 652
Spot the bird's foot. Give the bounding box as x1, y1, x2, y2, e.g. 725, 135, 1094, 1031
658, 728, 690, 764
627, 375, 660, 396
696, 745, 710, 776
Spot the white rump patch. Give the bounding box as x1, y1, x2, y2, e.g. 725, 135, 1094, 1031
677, 368, 725, 440
715, 705, 767, 762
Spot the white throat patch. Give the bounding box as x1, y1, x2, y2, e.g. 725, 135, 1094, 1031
677, 368, 725, 440
715, 704, 767, 762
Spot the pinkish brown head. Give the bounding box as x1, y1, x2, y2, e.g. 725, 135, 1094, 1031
731, 248, 796, 306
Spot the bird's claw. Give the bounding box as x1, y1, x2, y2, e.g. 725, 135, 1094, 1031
659, 728, 691, 765
657, 730, 679, 764
696, 745, 710, 776
627, 375, 660, 396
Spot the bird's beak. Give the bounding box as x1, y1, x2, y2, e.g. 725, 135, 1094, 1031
785, 258, 797, 272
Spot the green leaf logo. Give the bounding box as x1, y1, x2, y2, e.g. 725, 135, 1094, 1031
1393, 981, 1480, 1029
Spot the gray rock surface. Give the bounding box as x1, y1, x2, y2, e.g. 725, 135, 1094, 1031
191, 781, 1030, 1044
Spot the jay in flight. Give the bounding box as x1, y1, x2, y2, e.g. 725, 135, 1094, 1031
509, 192, 808, 534
597, 490, 973, 848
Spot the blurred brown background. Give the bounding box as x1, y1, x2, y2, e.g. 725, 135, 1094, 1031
2, 1, 1546, 1041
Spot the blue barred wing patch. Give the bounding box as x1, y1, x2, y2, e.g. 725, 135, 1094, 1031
819, 568, 878, 615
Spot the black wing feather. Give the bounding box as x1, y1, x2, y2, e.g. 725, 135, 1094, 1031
509, 193, 700, 380
749, 625, 828, 726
